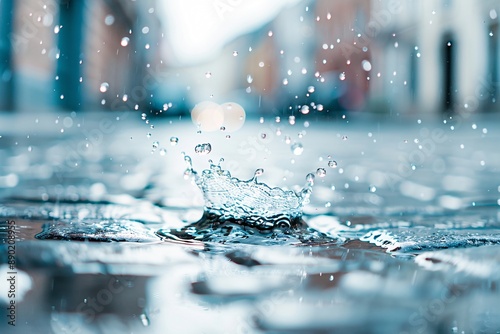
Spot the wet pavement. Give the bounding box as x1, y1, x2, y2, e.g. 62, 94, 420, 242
1, 111, 500, 333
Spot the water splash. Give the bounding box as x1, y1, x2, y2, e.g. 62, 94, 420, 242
157, 158, 329, 245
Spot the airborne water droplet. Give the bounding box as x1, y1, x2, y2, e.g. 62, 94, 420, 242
99, 82, 109, 93
291, 142, 304, 155
195, 143, 212, 155
120, 37, 129, 47
170, 137, 179, 146
328, 160, 338, 168
254, 168, 264, 178
139, 313, 150, 327
300, 105, 310, 115
152, 141, 159, 149
316, 168, 326, 177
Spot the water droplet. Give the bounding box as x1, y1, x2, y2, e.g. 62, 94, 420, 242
259, 61, 265, 67
170, 137, 179, 145
328, 160, 338, 168
316, 168, 326, 177
291, 142, 304, 155
300, 105, 310, 115
147, 133, 151, 138
152, 141, 159, 149
195, 143, 212, 155
139, 313, 150, 327
232, 51, 238, 56
339, 72, 346, 80
247, 74, 253, 83
306, 173, 315, 184
99, 82, 109, 93
289, 116, 296, 125
121, 37, 129, 47
369, 186, 377, 192
307, 86, 315, 93
282, 78, 289, 85
104, 15, 114, 26
342, 135, 348, 141
317, 104, 324, 111
285, 136, 292, 144
361, 60, 372, 71
254, 168, 264, 178
160, 148, 167, 156
205, 72, 212, 78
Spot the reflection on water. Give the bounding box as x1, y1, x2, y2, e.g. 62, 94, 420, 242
1, 115, 500, 333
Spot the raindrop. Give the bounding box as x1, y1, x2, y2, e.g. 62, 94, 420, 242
99, 82, 109, 93
289, 115, 296, 125
342, 135, 348, 141
152, 141, 159, 149
139, 313, 150, 327
170, 137, 179, 145
306, 173, 315, 184
121, 37, 129, 47
104, 15, 114, 26
233, 51, 238, 56
195, 143, 212, 155
282, 78, 289, 85
285, 136, 292, 144
328, 160, 337, 168
307, 86, 315, 93
361, 60, 372, 71
247, 74, 253, 83
339, 72, 346, 80
316, 168, 326, 177
205, 72, 212, 78
317, 104, 324, 111
369, 186, 377, 192
300, 105, 310, 114
160, 148, 167, 156
291, 142, 304, 155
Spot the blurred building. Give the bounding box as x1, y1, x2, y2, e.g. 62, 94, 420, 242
0, 0, 161, 112
369, 0, 499, 114
1, 0, 499, 115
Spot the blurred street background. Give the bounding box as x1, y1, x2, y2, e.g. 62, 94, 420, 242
0, 0, 498, 116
